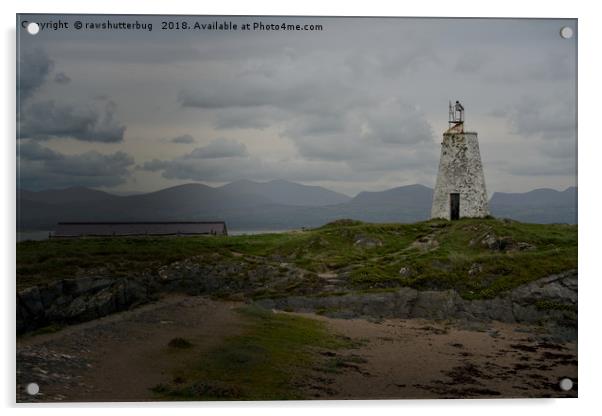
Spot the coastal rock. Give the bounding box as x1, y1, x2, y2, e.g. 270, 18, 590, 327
254, 270, 577, 329
17, 263, 578, 335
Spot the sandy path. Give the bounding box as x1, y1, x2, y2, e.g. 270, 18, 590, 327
17, 295, 245, 402
300, 315, 577, 399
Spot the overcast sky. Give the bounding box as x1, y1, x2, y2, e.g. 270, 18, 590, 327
17, 15, 577, 196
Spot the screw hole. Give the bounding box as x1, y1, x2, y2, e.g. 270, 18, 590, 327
560, 26, 573, 39
26, 22, 40, 35
26, 382, 39, 395
559, 377, 573, 391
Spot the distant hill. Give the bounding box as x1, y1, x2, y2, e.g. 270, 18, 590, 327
16, 182, 578, 232
348, 184, 433, 208
18, 186, 118, 205
219, 179, 351, 206
489, 187, 577, 224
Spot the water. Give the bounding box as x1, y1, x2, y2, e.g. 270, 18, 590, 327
228, 229, 294, 236
17, 231, 52, 242
16, 229, 294, 241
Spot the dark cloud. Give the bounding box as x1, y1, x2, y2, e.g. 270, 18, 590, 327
19, 99, 126, 142
18, 141, 61, 161
493, 95, 576, 140
177, 54, 436, 173
138, 158, 169, 172
54, 72, 71, 84
359, 99, 434, 145
18, 141, 135, 190
177, 82, 310, 110
17, 49, 125, 144
170, 134, 195, 144
187, 138, 249, 159
139, 137, 342, 182
213, 108, 273, 130
140, 128, 437, 185
17, 16, 576, 194
17, 49, 54, 101
151, 154, 350, 184
139, 138, 253, 180
282, 98, 435, 167
177, 55, 362, 116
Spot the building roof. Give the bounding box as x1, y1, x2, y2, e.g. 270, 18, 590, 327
54, 221, 227, 237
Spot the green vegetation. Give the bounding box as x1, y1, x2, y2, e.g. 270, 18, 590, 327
152, 305, 358, 400
17, 218, 577, 299
26, 323, 64, 336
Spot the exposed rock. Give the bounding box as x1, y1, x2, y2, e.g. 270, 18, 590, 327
17, 250, 577, 339
17, 277, 153, 334
353, 235, 383, 248
255, 270, 577, 334
478, 232, 499, 249
411, 235, 439, 251
398, 267, 412, 277
516, 242, 537, 251
17, 255, 327, 333
62, 277, 114, 296
475, 232, 536, 252
18, 286, 44, 317
412, 291, 460, 319
468, 263, 482, 276
39, 281, 64, 308
511, 271, 577, 305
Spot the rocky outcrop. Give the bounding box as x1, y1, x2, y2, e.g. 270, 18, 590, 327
255, 270, 577, 332
17, 264, 577, 337
17, 276, 155, 333
16, 255, 323, 333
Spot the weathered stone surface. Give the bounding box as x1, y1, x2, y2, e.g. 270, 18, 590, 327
511, 270, 577, 304
39, 281, 64, 308
353, 235, 383, 248
18, 287, 44, 316
255, 270, 577, 328
411, 290, 460, 319
431, 132, 489, 220
62, 277, 113, 296
17, 261, 578, 336
462, 298, 515, 322
17, 277, 155, 333
468, 263, 482, 276
411, 236, 439, 252
399, 267, 412, 277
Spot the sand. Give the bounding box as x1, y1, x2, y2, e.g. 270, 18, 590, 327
16, 295, 577, 402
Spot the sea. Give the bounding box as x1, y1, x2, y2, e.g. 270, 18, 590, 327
17, 229, 293, 242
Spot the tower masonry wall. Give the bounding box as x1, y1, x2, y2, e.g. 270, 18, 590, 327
431, 132, 489, 220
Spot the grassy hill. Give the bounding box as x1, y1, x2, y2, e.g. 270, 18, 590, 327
17, 218, 577, 300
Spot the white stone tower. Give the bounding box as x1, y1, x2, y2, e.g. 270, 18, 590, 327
431, 101, 489, 220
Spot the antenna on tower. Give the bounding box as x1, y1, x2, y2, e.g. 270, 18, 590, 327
447, 100, 465, 133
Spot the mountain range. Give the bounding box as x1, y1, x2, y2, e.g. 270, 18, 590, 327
17, 180, 577, 232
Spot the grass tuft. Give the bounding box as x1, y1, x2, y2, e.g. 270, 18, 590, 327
152, 305, 357, 400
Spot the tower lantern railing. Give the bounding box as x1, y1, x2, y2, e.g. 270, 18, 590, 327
447, 100, 465, 133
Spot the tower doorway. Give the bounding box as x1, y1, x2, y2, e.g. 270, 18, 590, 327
450, 193, 460, 220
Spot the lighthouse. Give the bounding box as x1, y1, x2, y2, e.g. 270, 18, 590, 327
431, 101, 489, 220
